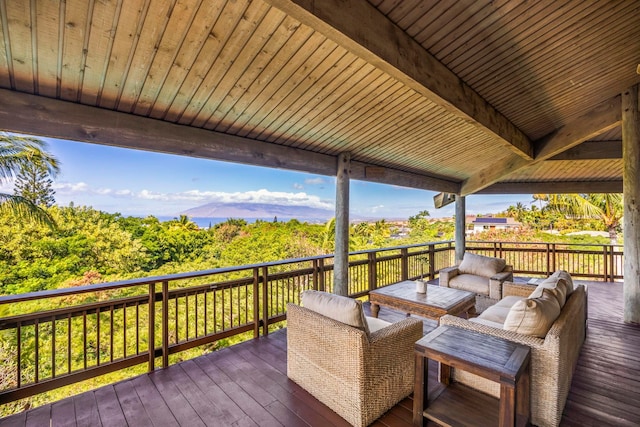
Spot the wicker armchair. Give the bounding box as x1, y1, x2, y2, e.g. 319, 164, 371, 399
440, 252, 513, 300
286, 302, 423, 427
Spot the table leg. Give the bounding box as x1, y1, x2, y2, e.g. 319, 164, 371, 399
438, 362, 451, 385
516, 367, 530, 425
370, 303, 380, 318
499, 383, 516, 427
413, 353, 427, 427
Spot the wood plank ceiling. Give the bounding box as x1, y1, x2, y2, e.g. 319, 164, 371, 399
0, 0, 638, 195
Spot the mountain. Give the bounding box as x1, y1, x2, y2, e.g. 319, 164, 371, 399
181, 202, 334, 220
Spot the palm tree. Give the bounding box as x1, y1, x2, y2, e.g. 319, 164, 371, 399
542, 193, 623, 244
0, 133, 60, 227
169, 214, 198, 231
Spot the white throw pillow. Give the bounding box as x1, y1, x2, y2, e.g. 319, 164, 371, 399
458, 252, 506, 277
300, 290, 369, 334
529, 276, 567, 307
504, 288, 561, 338
550, 270, 574, 295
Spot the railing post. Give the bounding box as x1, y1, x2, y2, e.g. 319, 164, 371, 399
603, 245, 609, 282
318, 258, 326, 292
546, 243, 551, 275
401, 248, 409, 281
551, 243, 556, 273
429, 244, 436, 280
253, 267, 260, 339
262, 266, 269, 336
148, 283, 155, 372
312, 259, 319, 291
609, 245, 616, 282
368, 252, 377, 291
162, 281, 169, 368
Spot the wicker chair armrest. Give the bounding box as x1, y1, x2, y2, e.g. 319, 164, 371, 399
501, 281, 536, 298
490, 270, 513, 282
368, 317, 423, 349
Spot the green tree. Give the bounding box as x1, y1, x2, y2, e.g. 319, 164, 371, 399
540, 193, 623, 244
168, 214, 198, 231
14, 159, 56, 207
0, 134, 59, 226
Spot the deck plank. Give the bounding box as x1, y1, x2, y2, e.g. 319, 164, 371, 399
147, 367, 206, 427
2, 280, 640, 427
93, 385, 126, 427
72, 390, 100, 427
130, 375, 179, 427
113, 381, 155, 426
50, 397, 76, 427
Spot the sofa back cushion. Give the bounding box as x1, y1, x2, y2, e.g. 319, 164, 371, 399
300, 290, 369, 334
549, 270, 574, 295
504, 288, 561, 338
458, 252, 507, 277
530, 275, 568, 307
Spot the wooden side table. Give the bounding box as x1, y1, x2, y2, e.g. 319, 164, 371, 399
413, 325, 530, 427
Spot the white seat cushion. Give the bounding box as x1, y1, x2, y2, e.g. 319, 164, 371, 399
449, 273, 490, 295
477, 296, 525, 325
469, 317, 505, 329
365, 316, 392, 333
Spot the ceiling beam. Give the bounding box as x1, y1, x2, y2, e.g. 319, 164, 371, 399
0, 89, 460, 193
549, 140, 622, 161
535, 95, 622, 159
461, 95, 622, 195
264, 0, 533, 160
477, 180, 623, 194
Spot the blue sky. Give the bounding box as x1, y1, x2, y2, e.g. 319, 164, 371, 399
3, 134, 534, 219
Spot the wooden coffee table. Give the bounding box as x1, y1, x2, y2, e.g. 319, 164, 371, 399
369, 280, 476, 322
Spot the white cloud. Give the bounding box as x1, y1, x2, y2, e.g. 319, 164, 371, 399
53, 182, 90, 193
50, 182, 334, 212
304, 177, 326, 185
292, 183, 304, 190
370, 204, 384, 213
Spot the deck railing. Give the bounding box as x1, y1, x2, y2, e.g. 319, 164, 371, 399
0, 240, 622, 405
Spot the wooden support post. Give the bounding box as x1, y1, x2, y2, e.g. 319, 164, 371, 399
455, 196, 466, 264
334, 153, 351, 296
622, 84, 640, 324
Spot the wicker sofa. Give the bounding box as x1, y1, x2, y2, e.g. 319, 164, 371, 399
286, 291, 423, 427
439, 252, 513, 300
439, 272, 587, 427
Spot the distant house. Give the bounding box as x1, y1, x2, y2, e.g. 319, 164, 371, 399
467, 217, 521, 234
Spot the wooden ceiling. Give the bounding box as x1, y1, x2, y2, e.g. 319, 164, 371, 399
0, 0, 638, 195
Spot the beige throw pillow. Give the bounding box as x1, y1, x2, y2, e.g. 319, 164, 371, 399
529, 276, 567, 307
458, 253, 506, 277
550, 270, 574, 295
504, 288, 561, 338
300, 290, 369, 334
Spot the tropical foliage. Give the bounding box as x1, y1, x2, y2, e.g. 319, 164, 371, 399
0, 134, 59, 227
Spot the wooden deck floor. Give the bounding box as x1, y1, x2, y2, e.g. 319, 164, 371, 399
1, 280, 640, 426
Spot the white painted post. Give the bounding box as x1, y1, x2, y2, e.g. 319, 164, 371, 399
455, 196, 466, 264
622, 84, 640, 324
334, 153, 351, 296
